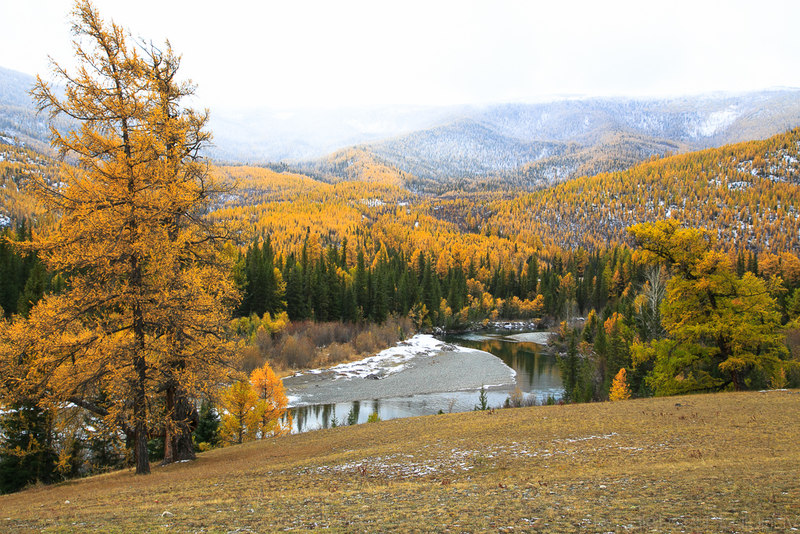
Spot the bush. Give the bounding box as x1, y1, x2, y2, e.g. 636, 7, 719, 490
308, 322, 336, 348
325, 342, 355, 366
240, 345, 265, 375
280, 335, 316, 368
234, 314, 417, 372
506, 387, 525, 408
353, 331, 378, 354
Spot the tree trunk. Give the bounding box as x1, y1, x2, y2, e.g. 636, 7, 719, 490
173, 390, 198, 461
132, 262, 150, 475
162, 386, 176, 465
162, 384, 197, 464
133, 351, 150, 475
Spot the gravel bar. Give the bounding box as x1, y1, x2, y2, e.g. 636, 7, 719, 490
284, 347, 516, 406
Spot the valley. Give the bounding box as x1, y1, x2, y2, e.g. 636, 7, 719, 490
1, 3, 800, 530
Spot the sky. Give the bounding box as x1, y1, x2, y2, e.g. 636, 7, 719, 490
2, 0, 800, 112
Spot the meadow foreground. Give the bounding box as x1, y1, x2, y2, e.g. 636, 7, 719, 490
1, 390, 798, 533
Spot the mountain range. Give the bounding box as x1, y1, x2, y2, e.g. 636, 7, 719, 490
2, 65, 800, 191
307, 91, 800, 190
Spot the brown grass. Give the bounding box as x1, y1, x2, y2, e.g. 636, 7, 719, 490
2, 390, 799, 532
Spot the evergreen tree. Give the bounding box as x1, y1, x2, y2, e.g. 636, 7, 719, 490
193, 400, 220, 449
525, 254, 539, 297
0, 400, 58, 494
558, 334, 580, 403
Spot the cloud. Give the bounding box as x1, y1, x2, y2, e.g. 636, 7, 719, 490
3, 0, 799, 111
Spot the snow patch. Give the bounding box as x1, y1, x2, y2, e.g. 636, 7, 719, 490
295, 334, 467, 381
689, 106, 739, 138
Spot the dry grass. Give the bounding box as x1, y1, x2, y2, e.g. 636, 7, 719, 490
2, 391, 799, 533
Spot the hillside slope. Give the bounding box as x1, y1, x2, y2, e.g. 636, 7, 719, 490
1, 391, 797, 532
486, 128, 800, 252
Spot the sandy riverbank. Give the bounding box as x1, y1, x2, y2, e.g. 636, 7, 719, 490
283, 334, 516, 406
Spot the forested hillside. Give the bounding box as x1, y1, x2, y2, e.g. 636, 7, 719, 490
1, 1, 800, 497
0, 141, 53, 225
357, 92, 800, 188
485, 128, 800, 251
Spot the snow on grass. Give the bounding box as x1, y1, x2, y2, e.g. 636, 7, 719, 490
302, 432, 675, 481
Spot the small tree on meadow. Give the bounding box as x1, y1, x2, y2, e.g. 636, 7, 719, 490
609, 368, 631, 401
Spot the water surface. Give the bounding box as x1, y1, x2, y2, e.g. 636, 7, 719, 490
288, 331, 562, 433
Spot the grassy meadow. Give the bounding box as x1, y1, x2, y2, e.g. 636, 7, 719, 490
1, 390, 798, 533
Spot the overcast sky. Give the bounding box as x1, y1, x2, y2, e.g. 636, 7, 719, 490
2, 0, 800, 112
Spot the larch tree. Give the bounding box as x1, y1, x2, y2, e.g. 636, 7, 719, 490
8, 0, 238, 475
629, 220, 786, 394
218, 380, 258, 445
249, 363, 291, 438
608, 368, 631, 401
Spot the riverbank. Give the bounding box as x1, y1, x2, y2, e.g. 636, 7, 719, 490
283, 334, 517, 406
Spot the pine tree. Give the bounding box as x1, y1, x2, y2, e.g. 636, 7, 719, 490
193, 400, 220, 449
0, 400, 58, 494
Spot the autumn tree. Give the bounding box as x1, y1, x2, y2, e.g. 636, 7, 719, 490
608, 368, 631, 401
5, 0, 237, 475
218, 363, 290, 444
218, 380, 258, 445
629, 220, 786, 394
248, 363, 291, 438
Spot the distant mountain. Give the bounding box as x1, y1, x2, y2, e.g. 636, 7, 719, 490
0, 66, 462, 163
3, 64, 800, 192
207, 105, 465, 164
0, 66, 73, 154
361, 92, 800, 188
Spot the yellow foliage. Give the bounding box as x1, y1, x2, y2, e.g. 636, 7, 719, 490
219, 381, 259, 445
249, 363, 291, 438
609, 368, 631, 401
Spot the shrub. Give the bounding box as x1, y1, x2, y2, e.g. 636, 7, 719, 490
507, 387, 525, 408
353, 331, 378, 354
325, 342, 355, 366
280, 335, 315, 368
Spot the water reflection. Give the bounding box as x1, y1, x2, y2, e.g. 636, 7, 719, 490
287, 332, 562, 433
448, 335, 563, 395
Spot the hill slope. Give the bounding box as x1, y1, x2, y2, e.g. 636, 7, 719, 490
1, 391, 797, 532
5, 65, 798, 184
486, 127, 800, 252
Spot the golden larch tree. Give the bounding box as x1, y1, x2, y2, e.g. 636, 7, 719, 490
11, 0, 238, 475
609, 368, 631, 401
249, 363, 291, 438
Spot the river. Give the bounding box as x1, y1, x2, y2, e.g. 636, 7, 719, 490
285, 330, 562, 433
